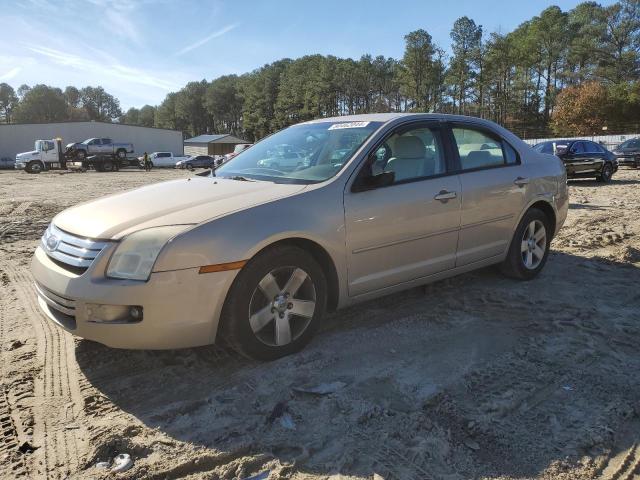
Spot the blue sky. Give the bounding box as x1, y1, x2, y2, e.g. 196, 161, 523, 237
1, 0, 616, 110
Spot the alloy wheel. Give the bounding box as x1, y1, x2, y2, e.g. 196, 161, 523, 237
521, 220, 546, 270
248, 266, 316, 346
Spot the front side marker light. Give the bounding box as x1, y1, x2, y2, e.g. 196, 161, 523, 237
199, 260, 247, 274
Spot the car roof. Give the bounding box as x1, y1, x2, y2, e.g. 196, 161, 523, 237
301, 112, 503, 126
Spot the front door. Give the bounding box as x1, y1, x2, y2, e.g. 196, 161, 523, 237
344, 122, 462, 296
449, 124, 527, 266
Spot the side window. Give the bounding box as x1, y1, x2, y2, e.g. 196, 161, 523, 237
571, 142, 585, 154
584, 142, 600, 153
159, 152, 170, 158
373, 125, 446, 183
452, 127, 516, 170
89, 139, 100, 145
101, 138, 111, 145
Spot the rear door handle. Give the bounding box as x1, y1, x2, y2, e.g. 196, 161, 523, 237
434, 190, 457, 202
514, 177, 530, 187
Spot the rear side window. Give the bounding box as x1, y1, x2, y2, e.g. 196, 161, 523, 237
584, 142, 602, 153
452, 127, 518, 170
101, 138, 111, 145
158, 152, 170, 158
571, 142, 585, 153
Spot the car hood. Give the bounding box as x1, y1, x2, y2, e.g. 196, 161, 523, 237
53, 177, 307, 239
16, 150, 38, 159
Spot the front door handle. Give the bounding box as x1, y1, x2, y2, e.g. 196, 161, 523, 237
434, 190, 457, 202
514, 177, 530, 187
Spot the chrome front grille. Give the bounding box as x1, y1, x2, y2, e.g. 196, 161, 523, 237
41, 223, 110, 270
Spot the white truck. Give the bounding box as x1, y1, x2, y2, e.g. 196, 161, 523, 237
15, 138, 135, 173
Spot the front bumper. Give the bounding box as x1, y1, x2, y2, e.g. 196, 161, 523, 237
31, 246, 237, 349
615, 156, 638, 167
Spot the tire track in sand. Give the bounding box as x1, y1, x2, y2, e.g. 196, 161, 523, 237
1, 259, 85, 479
598, 443, 640, 480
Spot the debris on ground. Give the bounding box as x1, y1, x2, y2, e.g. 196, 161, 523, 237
111, 453, 133, 473
292, 381, 347, 395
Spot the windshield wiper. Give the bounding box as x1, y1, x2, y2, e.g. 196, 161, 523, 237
226, 175, 254, 182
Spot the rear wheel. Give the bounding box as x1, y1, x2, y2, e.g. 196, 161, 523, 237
597, 163, 613, 183
116, 149, 126, 160
220, 245, 327, 360
500, 208, 551, 280
101, 161, 114, 172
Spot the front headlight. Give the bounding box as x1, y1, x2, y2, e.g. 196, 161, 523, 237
106, 225, 190, 281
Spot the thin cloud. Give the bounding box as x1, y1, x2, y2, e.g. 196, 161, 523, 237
175, 23, 239, 56
27, 45, 180, 92
0, 67, 21, 81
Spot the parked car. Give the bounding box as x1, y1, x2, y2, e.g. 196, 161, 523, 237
65, 138, 134, 161
256, 149, 308, 170
533, 139, 617, 182
0, 157, 14, 169
142, 152, 189, 168
32, 113, 567, 360
175, 155, 217, 170
224, 143, 253, 162
612, 137, 640, 168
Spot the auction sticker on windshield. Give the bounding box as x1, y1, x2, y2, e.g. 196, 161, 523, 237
328, 121, 371, 130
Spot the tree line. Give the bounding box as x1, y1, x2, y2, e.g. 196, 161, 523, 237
1, 1, 638, 140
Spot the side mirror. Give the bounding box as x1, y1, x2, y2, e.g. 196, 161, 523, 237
352, 170, 395, 192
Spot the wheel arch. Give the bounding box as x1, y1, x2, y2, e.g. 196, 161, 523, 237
247, 237, 340, 313
523, 199, 557, 239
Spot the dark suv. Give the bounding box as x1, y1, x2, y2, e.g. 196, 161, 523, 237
533, 139, 618, 183
612, 138, 640, 168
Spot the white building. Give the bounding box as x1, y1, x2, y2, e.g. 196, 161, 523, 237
0, 121, 184, 161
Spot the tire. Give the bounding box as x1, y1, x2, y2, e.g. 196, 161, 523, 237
102, 161, 114, 172
26, 161, 44, 174
76, 150, 86, 161
597, 163, 613, 183
94, 163, 104, 172
116, 149, 126, 160
187, 163, 194, 171
219, 245, 327, 360
500, 208, 551, 281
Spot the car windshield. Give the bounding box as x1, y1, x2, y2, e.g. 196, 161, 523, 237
215, 121, 382, 184
617, 139, 636, 149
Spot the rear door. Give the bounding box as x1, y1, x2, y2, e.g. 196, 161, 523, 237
344, 121, 462, 296
448, 123, 527, 266
100, 138, 113, 154
584, 141, 606, 173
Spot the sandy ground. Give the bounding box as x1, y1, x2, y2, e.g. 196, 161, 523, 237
0, 166, 639, 480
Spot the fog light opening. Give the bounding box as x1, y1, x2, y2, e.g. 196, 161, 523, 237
129, 306, 143, 321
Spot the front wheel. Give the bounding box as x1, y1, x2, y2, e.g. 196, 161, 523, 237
500, 208, 551, 280
76, 150, 86, 161
219, 245, 327, 360
116, 149, 126, 160
26, 161, 44, 174
597, 163, 613, 183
